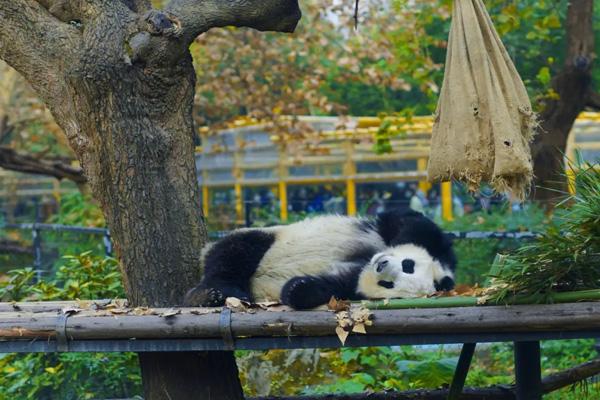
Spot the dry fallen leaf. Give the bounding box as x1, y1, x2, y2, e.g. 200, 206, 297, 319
328, 297, 351, 312
132, 307, 155, 316
76, 300, 92, 309
265, 305, 293, 312
255, 301, 281, 310
431, 283, 485, 298
61, 307, 82, 315
190, 308, 221, 315
352, 324, 367, 334
225, 297, 249, 312
335, 326, 350, 345
159, 308, 181, 318
91, 299, 113, 310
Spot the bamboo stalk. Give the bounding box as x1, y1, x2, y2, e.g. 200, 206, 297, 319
362, 289, 600, 310
362, 296, 478, 310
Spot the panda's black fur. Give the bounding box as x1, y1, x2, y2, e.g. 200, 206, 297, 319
184, 210, 456, 310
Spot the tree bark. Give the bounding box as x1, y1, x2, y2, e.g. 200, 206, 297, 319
0, 1, 300, 399
532, 0, 595, 207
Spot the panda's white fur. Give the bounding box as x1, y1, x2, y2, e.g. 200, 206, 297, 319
185, 210, 457, 309
249, 215, 385, 301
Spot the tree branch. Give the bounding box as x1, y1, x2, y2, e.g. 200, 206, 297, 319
0, 239, 33, 256
252, 358, 600, 400
251, 387, 514, 400
0, 146, 86, 184
586, 90, 600, 110
0, 1, 78, 106
165, 0, 301, 42
542, 358, 600, 393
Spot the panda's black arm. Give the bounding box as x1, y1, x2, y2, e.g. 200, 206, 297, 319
280, 270, 363, 310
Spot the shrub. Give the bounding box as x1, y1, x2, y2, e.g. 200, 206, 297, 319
0, 252, 141, 400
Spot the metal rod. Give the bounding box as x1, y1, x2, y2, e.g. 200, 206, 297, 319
514, 341, 542, 400
32, 224, 42, 282
103, 231, 113, 257
1, 330, 599, 354
447, 343, 477, 400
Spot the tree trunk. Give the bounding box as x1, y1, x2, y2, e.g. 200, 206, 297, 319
70, 46, 246, 400
0, 1, 300, 399
532, 0, 595, 207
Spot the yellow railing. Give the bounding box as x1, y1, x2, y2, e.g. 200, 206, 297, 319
198, 113, 600, 224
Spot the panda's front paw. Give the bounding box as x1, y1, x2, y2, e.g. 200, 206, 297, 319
281, 276, 332, 310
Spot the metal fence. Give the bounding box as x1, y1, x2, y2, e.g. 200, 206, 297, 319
2, 223, 112, 280
2, 221, 539, 281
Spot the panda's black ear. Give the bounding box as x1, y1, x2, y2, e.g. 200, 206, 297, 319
435, 276, 455, 291
376, 209, 427, 246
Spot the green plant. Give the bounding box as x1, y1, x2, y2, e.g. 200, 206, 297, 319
441, 203, 547, 285
487, 163, 600, 302
238, 341, 600, 399
0, 253, 140, 400
48, 192, 105, 227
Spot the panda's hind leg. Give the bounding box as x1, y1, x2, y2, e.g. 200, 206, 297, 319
185, 229, 275, 307
183, 279, 251, 307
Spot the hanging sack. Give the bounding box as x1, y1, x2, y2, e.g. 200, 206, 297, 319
427, 0, 537, 200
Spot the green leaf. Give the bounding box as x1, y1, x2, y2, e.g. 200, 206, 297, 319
536, 67, 551, 86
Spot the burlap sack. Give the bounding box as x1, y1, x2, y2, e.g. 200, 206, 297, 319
427, 0, 537, 200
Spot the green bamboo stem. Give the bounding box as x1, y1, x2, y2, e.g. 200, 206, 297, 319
362, 289, 600, 310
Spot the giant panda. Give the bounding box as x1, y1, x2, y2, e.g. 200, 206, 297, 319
184, 209, 456, 310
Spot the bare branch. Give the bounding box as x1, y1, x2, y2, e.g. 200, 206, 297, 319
165, 0, 301, 42
253, 358, 600, 400
0, 0, 80, 131
0, 146, 86, 184
0, 239, 33, 256
586, 91, 600, 110
0, 1, 78, 102
542, 358, 600, 393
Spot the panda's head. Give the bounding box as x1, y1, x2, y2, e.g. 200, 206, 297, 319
357, 243, 455, 299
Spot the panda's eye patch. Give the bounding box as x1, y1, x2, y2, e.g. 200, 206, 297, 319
376, 259, 388, 272
378, 280, 394, 289
402, 259, 415, 274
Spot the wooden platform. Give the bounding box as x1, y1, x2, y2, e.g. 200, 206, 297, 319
1, 300, 599, 353
2, 300, 599, 399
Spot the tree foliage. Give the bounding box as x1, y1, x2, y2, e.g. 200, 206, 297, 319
0, 61, 69, 156
0, 0, 595, 159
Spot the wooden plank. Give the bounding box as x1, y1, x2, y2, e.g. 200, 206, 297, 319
0, 302, 599, 342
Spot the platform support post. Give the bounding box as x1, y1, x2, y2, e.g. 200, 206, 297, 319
514, 341, 542, 400
447, 342, 476, 400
